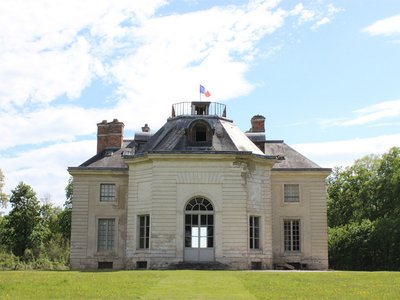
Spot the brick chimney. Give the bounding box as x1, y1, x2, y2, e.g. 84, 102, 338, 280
141, 123, 150, 132
97, 119, 124, 154
250, 115, 265, 132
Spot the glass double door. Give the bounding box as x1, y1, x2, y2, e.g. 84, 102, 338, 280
184, 213, 214, 262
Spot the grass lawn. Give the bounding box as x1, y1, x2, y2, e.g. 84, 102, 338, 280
0, 270, 399, 299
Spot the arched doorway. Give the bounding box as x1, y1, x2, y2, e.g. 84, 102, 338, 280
184, 197, 214, 262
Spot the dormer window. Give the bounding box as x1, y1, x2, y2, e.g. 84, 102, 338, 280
187, 120, 213, 147
195, 124, 207, 142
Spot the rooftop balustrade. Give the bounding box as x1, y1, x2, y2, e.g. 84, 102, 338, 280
171, 101, 226, 118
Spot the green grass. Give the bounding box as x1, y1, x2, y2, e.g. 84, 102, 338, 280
0, 270, 399, 299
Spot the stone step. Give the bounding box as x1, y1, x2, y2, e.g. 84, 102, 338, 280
169, 261, 230, 270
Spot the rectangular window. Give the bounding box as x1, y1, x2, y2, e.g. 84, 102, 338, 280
100, 184, 116, 202
98, 218, 115, 252
284, 184, 300, 202
249, 216, 260, 249
138, 215, 150, 249
284, 219, 300, 252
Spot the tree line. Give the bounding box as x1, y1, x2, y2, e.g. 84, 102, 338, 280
0, 172, 71, 270
327, 147, 400, 270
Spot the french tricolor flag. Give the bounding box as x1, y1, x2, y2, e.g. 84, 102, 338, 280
200, 85, 211, 97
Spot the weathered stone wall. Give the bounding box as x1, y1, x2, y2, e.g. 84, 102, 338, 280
125, 154, 274, 270
271, 170, 329, 270
69, 171, 128, 269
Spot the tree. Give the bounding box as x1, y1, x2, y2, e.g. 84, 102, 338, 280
327, 155, 381, 227
327, 147, 400, 270
5, 182, 41, 257
376, 147, 400, 219
0, 169, 8, 209
58, 177, 72, 241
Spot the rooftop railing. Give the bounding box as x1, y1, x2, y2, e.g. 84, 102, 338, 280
172, 101, 227, 118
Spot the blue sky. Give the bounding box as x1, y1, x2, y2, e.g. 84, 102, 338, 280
1, 0, 400, 210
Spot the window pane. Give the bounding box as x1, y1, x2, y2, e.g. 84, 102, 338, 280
185, 198, 213, 211
284, 220, 300, 252
207, 226, 213, 237
200, 237, 207, 248
254, 217, 259, 227
138, 215, 150, 249
191, 237, 198, 248
185, 226, 191, 238
201, 215, 207, 226
100, 184, 116, 202
192, 227, 199, 237
207, 237, 213, 248
200, 227, 207, 237
249, 216, 260, 250
98, 218, 115, 252
284, 184, 299, 202
254, 238, 259, 249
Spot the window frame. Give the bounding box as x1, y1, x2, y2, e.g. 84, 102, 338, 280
100, 183, 116, 202
283, 219, 301, 252
187, 120, 213, 147
283, 184, 300, 203
249, 215, 261, 250
97, 218, 116, 253
137, 214, 150, 250
184, 197, 214, 249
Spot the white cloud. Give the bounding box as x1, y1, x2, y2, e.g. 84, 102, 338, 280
0, 0, 167, 108
363, 14, 400, 36
0, 0, 291, 150
290, 2, 342, 29
321, 99, 400, 127
1, 140, 96, 211
293, 134, 400, 168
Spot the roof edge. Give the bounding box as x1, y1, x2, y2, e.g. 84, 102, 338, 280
272, 167, 332, 172
68, 167, 128, 174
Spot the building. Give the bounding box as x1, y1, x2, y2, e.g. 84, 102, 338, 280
68, 101, 331, 270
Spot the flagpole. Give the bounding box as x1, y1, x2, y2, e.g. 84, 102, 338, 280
199, 83, 201, 101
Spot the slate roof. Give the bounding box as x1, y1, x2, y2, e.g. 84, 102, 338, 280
136, 115, 264, 155
71, 114, 330, 172
77, 141, 132, 169
264, 141, 329, 170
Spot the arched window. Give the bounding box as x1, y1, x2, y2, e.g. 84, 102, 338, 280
185, 197, 214, 252
185, 197, 213, 211
187, 120, 213, 147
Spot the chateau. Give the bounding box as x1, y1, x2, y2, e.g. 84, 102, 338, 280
68, 101, 330, 270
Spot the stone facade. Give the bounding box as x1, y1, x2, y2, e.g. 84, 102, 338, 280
68, 101, 330, 270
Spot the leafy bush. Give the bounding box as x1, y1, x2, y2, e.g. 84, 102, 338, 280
329, 218, 400, 270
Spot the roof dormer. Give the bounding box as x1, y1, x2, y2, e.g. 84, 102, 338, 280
187, 119, 213, 147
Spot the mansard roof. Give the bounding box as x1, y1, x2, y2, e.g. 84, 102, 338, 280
135, 115, 264, 155
69, 102, 330, 172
